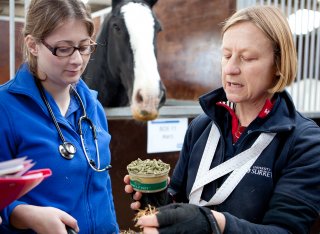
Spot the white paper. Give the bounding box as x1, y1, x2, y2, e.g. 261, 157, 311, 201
0, 157, 35, 177
147, 118, 188, 153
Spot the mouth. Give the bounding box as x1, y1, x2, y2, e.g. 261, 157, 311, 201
66, 70, 81, 76
227, 81, 243, 88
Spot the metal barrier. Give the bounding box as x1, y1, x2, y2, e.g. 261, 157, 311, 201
238, 0, 320, 114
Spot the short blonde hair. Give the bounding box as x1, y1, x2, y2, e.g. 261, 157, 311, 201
23, 0, 95, 76
221, 5, 297, 93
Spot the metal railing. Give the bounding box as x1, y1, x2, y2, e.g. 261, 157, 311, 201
238, 0, 320, 114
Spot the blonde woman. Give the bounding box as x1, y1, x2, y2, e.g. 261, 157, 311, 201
125, 5, 320, 234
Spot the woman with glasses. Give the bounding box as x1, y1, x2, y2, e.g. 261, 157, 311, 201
0, 0, 119, 233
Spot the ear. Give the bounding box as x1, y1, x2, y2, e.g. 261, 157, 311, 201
144, 0, 158, 8
25, 35, 39, 56
112, 0, 158, 10
112, 0, 121, 9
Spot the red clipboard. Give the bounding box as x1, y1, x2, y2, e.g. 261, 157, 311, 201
0, 169, 52, 210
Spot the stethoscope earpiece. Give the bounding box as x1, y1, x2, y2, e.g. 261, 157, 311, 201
59, 142, 76, 160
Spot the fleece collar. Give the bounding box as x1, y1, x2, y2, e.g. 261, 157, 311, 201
216, 99, 274, 143
7, 63, 98, 120
198, 87, 297, 133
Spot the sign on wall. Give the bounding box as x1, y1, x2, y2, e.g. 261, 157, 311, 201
147, 118, 188, 153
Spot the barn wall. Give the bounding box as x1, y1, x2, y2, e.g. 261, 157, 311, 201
154, 0, 236, 100
0, 20, 24, 83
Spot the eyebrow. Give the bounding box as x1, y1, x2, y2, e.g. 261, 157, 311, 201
54, 39, 92, 45
222, 46, 257, 53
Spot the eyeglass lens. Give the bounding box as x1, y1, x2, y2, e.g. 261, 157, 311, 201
42, 40, 97, 57
55, 44, 97, 57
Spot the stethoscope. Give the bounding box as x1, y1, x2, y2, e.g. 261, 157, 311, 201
36, 79, 112, 172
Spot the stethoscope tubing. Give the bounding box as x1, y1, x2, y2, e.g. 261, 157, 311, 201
35, 78, 111, 172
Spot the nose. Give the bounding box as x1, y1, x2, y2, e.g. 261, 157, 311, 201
135, 81, 166, 107
223, 57, 240, 75
69, 49, 84, 64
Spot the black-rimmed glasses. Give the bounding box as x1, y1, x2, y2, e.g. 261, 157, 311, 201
42, 40, 97, 57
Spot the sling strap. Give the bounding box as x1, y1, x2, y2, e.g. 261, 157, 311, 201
189, 123, 276, 206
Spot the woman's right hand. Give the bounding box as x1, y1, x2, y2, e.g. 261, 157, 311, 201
10, 204, 79, 234
124, 174, 143, 210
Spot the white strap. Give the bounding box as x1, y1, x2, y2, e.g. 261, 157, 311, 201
189, 123, 276, 206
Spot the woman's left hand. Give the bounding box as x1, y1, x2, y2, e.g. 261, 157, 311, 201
136, 203, 224, 234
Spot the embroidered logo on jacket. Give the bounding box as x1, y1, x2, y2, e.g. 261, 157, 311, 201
248, 166, 272, 178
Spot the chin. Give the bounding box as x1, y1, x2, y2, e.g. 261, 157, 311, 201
65, 77, 80, 86
225, 94, 239, 103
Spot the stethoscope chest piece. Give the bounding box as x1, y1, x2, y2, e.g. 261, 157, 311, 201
59, 142, 76, 160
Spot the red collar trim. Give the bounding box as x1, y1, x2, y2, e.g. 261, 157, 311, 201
216, 99, 274, 143
258, 98, 273, 118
